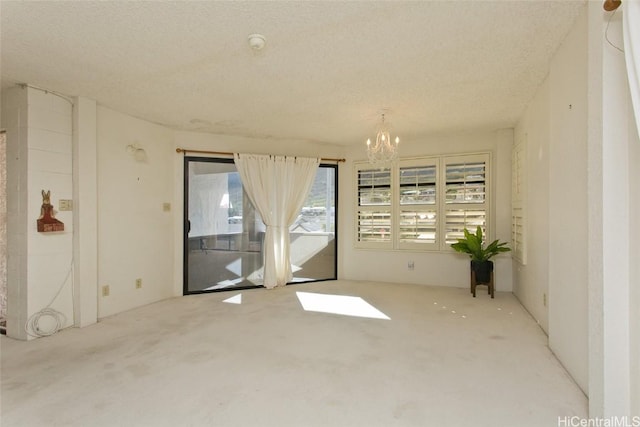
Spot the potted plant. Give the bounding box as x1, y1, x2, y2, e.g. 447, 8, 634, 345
450, 226, 511, 297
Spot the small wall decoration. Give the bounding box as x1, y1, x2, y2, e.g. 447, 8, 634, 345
37, 190, 64, 232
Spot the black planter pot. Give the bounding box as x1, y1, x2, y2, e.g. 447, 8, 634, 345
471, 260, 493, 284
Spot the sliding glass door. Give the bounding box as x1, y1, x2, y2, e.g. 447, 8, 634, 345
184, 157, 337, 294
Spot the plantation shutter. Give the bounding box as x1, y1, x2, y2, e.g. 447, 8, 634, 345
444, 154, 489, 246
398, 160, 438, 249
511, 141, 526, 264
356, 166, 392, 248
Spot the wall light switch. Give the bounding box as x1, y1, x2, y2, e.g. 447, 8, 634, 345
59, 199, 73, 211
162, 202, 171, 212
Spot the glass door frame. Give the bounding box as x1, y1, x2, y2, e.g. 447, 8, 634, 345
183, 156, 338, 295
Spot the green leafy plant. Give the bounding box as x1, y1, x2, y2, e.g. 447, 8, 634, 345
450, 226, 511, 262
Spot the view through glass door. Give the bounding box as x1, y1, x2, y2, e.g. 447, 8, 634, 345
184, 157, 337, 294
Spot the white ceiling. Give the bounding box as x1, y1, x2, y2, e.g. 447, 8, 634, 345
1, 1, 586, 146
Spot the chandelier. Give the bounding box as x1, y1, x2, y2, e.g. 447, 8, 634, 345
366, 113, 399, 166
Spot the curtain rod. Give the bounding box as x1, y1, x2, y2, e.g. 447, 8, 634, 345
175, 147, 345, 163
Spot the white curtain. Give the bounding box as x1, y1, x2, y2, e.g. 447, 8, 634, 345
188, 170, 228, 238
233, 153, 320, 289
623, 1, 640, 138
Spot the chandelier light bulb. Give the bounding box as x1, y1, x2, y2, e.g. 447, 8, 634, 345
366, 113, 400, 167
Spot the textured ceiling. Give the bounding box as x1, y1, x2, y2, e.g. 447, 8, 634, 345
1, 1, 586, 146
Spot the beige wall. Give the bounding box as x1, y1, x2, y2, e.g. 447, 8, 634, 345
547, 6, 589, 393
339, 130, 513, 290
0, 131, 6, 320
629, 97, 640, 419
96, 106, 176, 318
514, 4, 640, 418
72, 96, 98, 327
171, 128, 514, 293
2, 86, 74, 340
596, 5, 638, 418
513, 76, 550, 333
514, 4, 590, 394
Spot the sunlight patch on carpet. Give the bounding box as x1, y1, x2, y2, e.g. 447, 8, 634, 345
223, 294, 242, 304
296, 292, 390, 320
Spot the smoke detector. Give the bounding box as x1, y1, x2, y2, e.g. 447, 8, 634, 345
248, 34, 266, 51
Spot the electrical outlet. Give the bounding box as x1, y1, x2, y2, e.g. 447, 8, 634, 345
136, 278, 142, 289
102, 285, 110, 297
543, 293, 547, 307
408, 260, 415, 270
162, 202, 171, 212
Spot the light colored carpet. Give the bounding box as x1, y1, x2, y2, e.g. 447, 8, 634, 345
1, 280, 587, 426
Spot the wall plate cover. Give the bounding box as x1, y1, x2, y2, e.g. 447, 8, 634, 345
59, 199, 73, 211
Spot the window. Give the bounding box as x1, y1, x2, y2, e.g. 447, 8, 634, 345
355, 153, 491, 251
511, 140, 526, 264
